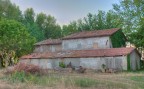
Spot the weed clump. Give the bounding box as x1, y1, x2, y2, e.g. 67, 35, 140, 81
6, 63, 40, 75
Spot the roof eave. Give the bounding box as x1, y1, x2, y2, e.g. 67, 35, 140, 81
34, 43, 62, 46
62, 35, 111, 40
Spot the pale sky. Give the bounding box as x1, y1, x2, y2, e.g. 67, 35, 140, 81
10, 0, 119, 25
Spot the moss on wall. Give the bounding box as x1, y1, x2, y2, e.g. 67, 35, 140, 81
140, 60, 144, 69
136, 59, 138, 70
110, 30, 126, 48
127, 54, 131, 70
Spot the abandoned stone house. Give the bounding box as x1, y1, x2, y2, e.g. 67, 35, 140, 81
20, 28, 141, 70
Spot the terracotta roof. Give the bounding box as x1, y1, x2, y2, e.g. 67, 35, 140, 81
34, 39, 62, 45
63, 28, 120, 40
21, 52, 54, 59
21, 47, 137, 59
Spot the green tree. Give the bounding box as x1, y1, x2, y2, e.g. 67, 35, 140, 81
105, 10, 122, 28
129, 18, 144, 53
0, 19, 36, 57
96, 11, 106, 29
36, 13, 47, 31
62, 21, 79, 36
23, 8, 45, 41
36, 14, 62, 39
81, 11, 122, 30
112, 0, 144, 50
25, 23, 45, 41
82, 13, 95, 30
0, 0, 23, 22
62, 10, 122, 36
24, 8, 35, 24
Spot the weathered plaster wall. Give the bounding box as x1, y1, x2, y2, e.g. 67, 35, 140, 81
34, 44, 62, 52
19, 59, 31, 64
20, 59, 54, 69
46, 58, 81, 68
30, 59, 39, 66
130, 51, 141, 70
79, 57, 127, 70
121, 56, 127, 70
20, 52, 141, 71
20, 56, 128, 70
62, 37, 112, 50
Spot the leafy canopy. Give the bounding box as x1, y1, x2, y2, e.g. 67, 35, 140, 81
112, 0, 144, 49
0, 19, 36, 56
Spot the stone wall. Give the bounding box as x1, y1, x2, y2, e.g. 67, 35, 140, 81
79, 57, 127, 70
34, 44, 62, 52
130, 51, 141, 70
62, 37, 112, 50
20, 50, 141, 71
20, 56, 128, 70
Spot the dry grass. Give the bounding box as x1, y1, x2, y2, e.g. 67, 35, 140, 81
0, 69, 144, 89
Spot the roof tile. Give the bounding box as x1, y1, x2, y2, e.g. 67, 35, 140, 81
63, 28, 120, 40
34, 39, 62, 45
21, 47, 136, 59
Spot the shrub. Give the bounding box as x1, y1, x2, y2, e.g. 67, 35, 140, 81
59, 62, 66, 68
9, 71, 27, 83
101, 64, 106, 69
5, 71, 61, 87
77, 66, 86, 73
0, 50, 18, 67
7, 71, 39, 83
6, 63, 40, 75
15, 63, 40, 74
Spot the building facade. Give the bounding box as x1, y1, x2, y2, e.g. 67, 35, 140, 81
20, 28, 141, 70
34, 39, 62, 52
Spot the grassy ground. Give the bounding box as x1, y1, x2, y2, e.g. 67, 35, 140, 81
0, 70, 144, 89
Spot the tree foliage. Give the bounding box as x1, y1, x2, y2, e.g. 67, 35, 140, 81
112, 0, 144, 48
0, 0, 23, 22
62, 10, 122, 36
23, 8, 45, 41
1, 0, 144, 63
36, 13, 62, 39
36, 13, 47, 31
24, 8, 35, 24
129, 18, 144, 49
0, 19, 35, 57
62, 21, 79, 36
110, 30, 126, 48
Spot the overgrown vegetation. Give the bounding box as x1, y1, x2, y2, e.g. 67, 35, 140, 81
6, 63, 41, 75
130, 76, 144, 89
110, 30, 126, 48
5, 71, 99, 87
5, 71, 60, 86
73, 78, 98, 87
0, 19, 35, 67
59, 62, 66, 68
2, 63, 144, 89
127, 54, 131, 70
2, 70, 144, 89
0, 50, 18, 67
